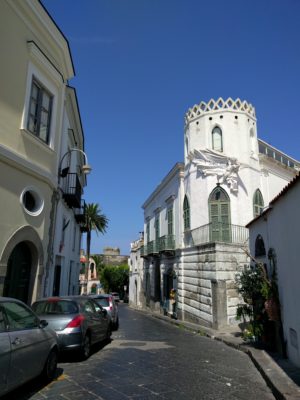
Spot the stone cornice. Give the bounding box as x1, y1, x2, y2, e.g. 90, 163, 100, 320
7, 0, 74, 80
142, 163, 184, 209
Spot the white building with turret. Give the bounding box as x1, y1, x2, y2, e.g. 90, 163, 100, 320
131, 98, 299, 329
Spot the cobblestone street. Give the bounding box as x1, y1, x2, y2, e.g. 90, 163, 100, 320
4, 304, 275, 400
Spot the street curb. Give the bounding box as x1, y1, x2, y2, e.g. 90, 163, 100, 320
131, 307, 300, 400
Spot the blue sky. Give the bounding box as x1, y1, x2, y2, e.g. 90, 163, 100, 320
42, 0, 300, 255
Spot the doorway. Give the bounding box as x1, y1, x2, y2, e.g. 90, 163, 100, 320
209, 186, 231, 242
53, 265, 61, 296
3, 242, 32, 303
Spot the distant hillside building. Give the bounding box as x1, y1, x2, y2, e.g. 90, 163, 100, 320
130, 97, 299, 329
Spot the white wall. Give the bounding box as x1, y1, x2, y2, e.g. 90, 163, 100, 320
248, 177, 300, 367
143, 164, 184, 247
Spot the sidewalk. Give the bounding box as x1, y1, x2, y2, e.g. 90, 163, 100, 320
137, 307, 300, 400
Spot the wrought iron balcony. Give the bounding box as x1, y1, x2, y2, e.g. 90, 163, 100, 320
61, 172, 82, 208
147, 240, 159, 255
159, 235, 175, 252
141, 236, 175, 257
189, 223, 248, 246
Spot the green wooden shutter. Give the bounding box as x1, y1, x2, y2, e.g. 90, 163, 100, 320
220, 203, 230, 242
209, 187, 231, 243
210, 203, 220, 241
168, 208, 173, 235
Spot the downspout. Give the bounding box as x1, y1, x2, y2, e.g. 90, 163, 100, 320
43, 189, 60, 297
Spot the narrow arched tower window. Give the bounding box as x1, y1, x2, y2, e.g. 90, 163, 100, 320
212, 126, 223, 152
253, 189, 264, 217
185, 136, 189, 159
183, 195, 190, 230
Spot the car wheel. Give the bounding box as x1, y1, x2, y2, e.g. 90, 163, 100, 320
42, 348, 58, 382
80, 334, 91, 360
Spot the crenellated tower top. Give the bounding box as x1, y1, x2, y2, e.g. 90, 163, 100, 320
185, 97, 256, 124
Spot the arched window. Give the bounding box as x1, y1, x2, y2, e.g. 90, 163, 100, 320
90, 263, 94, 274
185, 137, 189, 158
255, 234, 266, 257
212, 126, 223, 152
183, 195, 190, 230
253, 189, 264, 217
208, 186, 231, 242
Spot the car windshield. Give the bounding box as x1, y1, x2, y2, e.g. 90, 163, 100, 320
94, 298, 109, 307
32, 300, 78, 315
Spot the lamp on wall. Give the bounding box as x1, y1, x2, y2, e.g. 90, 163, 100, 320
58, 148, 92, 180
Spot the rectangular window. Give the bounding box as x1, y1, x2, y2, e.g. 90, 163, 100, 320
167, 207, 173, 235
155, 216, 160, 240
146, 222, 150, 243
27, 79, 53, 144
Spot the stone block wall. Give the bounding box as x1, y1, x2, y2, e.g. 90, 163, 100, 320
177, 243, 248, 328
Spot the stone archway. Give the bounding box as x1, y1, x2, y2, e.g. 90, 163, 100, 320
0, 226, 44, 304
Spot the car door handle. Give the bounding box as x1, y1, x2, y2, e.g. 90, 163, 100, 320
11, 337, 23, 345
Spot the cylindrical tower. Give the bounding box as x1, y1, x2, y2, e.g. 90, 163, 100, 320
183, 97, 261, 229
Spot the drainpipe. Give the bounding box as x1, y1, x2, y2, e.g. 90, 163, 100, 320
43, 189, 60, 298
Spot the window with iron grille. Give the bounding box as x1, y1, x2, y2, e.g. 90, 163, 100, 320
255, 234, 266, 257
27, 78, 53, 144
183, 195, 190, 230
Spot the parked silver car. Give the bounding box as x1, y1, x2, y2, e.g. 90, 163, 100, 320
90, 294, 119, 330
0, 297, 58, 396
31, 296, 111, 360
111, 292, 120, 302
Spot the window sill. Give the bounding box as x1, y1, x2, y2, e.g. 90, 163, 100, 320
20, 129, 54, 155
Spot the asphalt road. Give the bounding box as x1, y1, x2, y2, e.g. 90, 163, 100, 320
3, 304, 275, 400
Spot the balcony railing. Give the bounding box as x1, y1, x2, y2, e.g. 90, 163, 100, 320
141, 236, 175, 257
140, 224, 248, 258
159, 235, 175, 252
62, 173, 82, 208
147, 240, 159, 255
189, 223, 248, 246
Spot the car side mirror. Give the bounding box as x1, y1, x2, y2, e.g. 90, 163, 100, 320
39, 319, 48, 329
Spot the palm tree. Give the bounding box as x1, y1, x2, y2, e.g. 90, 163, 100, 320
84, 203, 108, 293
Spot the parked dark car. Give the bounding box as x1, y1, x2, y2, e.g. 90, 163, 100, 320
90, 294, 119, 330
0, 297, 58, 396
32, 296, 111, 360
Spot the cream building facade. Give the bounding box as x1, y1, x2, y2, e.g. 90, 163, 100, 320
0, 0, 87, 303
132, 98, 299, 328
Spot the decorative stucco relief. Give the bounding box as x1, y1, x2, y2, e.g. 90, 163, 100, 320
188, 148, 245, 193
